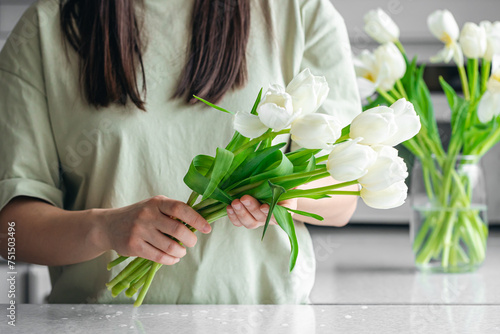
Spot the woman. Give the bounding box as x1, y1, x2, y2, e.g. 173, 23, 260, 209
0, 0, 360, 304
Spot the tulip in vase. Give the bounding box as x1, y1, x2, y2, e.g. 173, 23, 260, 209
358, 9, 500, 272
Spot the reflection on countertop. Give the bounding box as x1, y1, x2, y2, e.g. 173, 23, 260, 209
309, 224, 500, 305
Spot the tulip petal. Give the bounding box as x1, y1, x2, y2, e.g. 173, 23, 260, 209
290, 113, 341, 149
258, 103, 294, 131
428, 10, 460, 42
233, 111, 269, 138
364, 8, 400, 44
350, 106, 397, 145
357, 78, 377, 100
430, 46, 454, 63
382, 98, 421, 146
327, 138, 378, 182
286, 68, 330, 116
358, 148, 408, 192
360, 181, 408, 209
477, 92, 500, 123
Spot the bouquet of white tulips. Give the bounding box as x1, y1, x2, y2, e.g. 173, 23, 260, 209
357, 8, 500, 271
105, 69, 420, 306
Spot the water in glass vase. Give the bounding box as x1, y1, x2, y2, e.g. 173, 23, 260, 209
411, 205, 488, 273
410, 155, 489, 273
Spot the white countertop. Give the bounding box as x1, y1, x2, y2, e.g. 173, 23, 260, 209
2, 304, 500, 334
309, 225, 500, 305
1, 225, 499, 333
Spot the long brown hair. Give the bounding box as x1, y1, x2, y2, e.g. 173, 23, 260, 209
60, 0, 251, 110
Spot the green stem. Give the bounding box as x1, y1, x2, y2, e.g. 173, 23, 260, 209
106, 257, 146, 290
376, 88, 396, 104
192, 198, 218, 211
111, 260, 152, 297
227, 181, 265, 196
415, 211, 447, 265
480, 60, 491, 94
395, 40, 406, 55
458, 65, 471, 100
468, 58, 479, 106
126, 273, 148, 298
234, 129, 290, 155
134, 263, 162, 307
302, 172, 334, 184
278, 180, 359, 201
316, 155, 329, 164
412, 213, 434, 254
472, 126, 500, 157
187, 191, 199, 207
325, 191, 360, 196
441, 210, 457, 268
205, 208, 230, 224
389, 88, 402, 100
107, 255, 129, 270
269, 166, 327, 184
197, 202, 226, 217
396, 80, 409, 100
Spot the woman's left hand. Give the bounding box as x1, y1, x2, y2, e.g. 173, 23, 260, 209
226, 195, 298, 229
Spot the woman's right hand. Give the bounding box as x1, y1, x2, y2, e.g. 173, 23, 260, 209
99, 195, 211, 266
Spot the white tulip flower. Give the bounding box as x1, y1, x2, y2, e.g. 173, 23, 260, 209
326, 138, 378, 182
233, 69, 329, 138
353, 49, 390, 99
374, 43, 407, 90
258, 84, 295, 130
353, 43, 405, 99
459, 22, 487, 59
349, 98, 421, 146
290, 113, 342, 149
364, 8, 400, 44
477, 67, 500, 123
360, 180, 408, 209
428, 10, 460, 42
233, 110, 269, 138
358, 146, 408, 192
234, 84, 294, 138
428, 10, 464, 64
286, 68, 329, 116
480, 21, 500, 61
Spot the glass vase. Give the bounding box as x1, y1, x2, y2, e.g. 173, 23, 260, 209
410, 155, 488, 273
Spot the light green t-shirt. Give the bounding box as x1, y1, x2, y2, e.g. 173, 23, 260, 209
0, 0, 360, 304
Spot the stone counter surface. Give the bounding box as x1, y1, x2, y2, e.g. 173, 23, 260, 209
1, 304, 500, 334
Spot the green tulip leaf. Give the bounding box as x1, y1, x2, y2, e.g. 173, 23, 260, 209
227, 151, 294, 193
184, 156, 234, 205
261, 181, 286, 241
286, 148, 321, 168
273, 205, 299, 272
225, 130, 250, 153
194, 95, 234, 115
283, 207, 324, 221
221, 143, 286, 189
250, 88, 263, 115
202, 148, 234, 201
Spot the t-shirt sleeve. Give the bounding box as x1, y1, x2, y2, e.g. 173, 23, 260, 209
0, 5, 63, 212
299, 0, 361, 128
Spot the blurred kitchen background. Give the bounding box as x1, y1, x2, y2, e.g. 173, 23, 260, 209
0, 0, 499, 304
